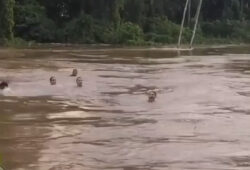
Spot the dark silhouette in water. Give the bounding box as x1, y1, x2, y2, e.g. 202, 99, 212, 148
50, 76, 56, 85
0, 81, 8, 89
147, 90, 157, 102
76, 77, 83, 87
71, 69, 78, 77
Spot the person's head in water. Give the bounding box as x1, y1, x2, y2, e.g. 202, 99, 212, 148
71, 69, 78, 77
76, 77, 83, 87
50, 76, 56, 85
0, 81, 8, 90
147, 90, 157, 102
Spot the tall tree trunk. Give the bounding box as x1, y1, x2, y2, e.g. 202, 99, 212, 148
178, 0, 190, 48
190, 0, 203, 49
111, 0, 123, 28
0, 0, 15, 42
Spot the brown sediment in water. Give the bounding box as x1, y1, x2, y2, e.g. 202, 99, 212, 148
1, 46, 250, 169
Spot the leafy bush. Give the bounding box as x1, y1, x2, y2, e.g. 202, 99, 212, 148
201, 20, 250, 43
92, 23, 116, 44
144, 33, 171, 43
94, 22, 144, 44
14, 0, 57, 42
65, 14, 95, 43
143, 17, 192, 44
116, 22, 144, 44
6, 37, 28, 47
29, 17, 57, 42
201, 20, 234, 37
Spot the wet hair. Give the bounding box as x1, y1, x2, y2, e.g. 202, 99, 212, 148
0, 81, 8, 90
50, 76, 56, 85
71, 69, 78, 77
76, 76, 83, 87
147, 90, 157, 102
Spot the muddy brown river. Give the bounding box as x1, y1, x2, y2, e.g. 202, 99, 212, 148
1, 46, 250, 170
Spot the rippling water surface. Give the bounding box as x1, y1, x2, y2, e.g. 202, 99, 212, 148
1, 46, 250, 170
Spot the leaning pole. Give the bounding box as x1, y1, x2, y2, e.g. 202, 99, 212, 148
190, 0, 203, 49
177, 0, 190, 48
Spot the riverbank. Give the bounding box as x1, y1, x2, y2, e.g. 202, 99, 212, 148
1, 38, 248, 51
1, 44, 250, 63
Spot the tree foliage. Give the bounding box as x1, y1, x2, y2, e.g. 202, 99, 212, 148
1, 0, 250, 44
0, 0, 14, 43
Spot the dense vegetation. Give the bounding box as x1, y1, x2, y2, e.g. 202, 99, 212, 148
1, 0, 250, 46
0, 0, 14, 44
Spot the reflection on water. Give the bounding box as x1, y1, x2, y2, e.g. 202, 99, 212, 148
1, 46, 250, 169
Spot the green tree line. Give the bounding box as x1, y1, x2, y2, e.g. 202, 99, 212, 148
1, 0, 250, 45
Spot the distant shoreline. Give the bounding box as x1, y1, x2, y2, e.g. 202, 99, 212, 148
0, 43, 248, 51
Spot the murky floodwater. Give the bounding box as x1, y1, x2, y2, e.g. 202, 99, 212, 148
1, 45, 250, 170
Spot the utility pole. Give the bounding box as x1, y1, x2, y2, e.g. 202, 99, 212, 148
190, 0, 203, 49
177, 0, 190, 48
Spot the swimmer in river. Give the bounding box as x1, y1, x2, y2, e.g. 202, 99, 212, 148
50, 76, 56, 85
0, 81, 8, 90
0, 81, 13, 96
76, 77, 83, 87
71, 69, 78, 77
147, 90, 157, 102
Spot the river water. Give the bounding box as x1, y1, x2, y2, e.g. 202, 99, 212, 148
1, 46, 250, 170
